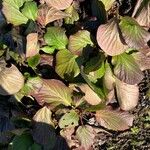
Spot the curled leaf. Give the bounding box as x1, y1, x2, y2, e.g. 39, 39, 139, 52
97, 18, 128, 56
95, 109, 134, 131
115, 79, 139, 111
0, 62, 24, 95
26, 33, 39, 58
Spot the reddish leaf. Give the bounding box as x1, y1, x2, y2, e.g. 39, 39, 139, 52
37, 4, 69, 26
97, 18, 128, 56
95, 109, 134, 131
45, 0, 73, 10
26, 33, 39, 58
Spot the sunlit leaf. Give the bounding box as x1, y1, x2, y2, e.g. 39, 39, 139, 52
37, 4, 69, 26
21, 1, 38, 21
33, 106, 54, 126
59, 110, 79, 128
115, 79, 139, 111
119, 16, 150, 49
55, 49, 80, 79
97, 18, 128, 56
40, 46, 55, 54
113, 53, 144, 85
75, 84, 102, 105
26, 33, 39, 58
132, 0, 150, 27
45, 0, 73, 10
95, 109, 134, 131
10, 133, 33, 150
2, 0, 28, 26
100, 0, 116, 11
132, 51, 150, 71
76, 125, 95, 149
0, 61, 24, 95
44, 27, 68, 50
27, 78, 72, 107
68, 30, 93, 55
64, 3, 79, 24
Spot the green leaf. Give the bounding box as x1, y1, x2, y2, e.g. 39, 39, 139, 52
27, 78, 73, 107
27, 54, 41, 69
68, 30, 94, 55
119, 16, 150, 49
29, 143, 42, 150
33, 106, 54, 127
0, 61, 24, 95
21, 1, 38, 21
76, 125, 96, 149
59, 110, 79, 128
113, 53, 143, 85
44, 27, 68, 50
91, 0, 107, 24
55, 49, 80, 79
2, 0, 29, 26
40, 46, 55, 54
97, 18, 128, 56
64, 3, 79, 24
10, 133, 33, 150
96, 109, 134, 131
100, 0, 116, 11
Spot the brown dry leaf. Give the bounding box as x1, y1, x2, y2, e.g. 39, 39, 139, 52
95, 109, 134, 131
45, 0, 73, 10
115, 79, 139, 111
97, 18, 128, 56
26, 33, 39, 58
37, 4, 69, 26
0, 61, 24, 95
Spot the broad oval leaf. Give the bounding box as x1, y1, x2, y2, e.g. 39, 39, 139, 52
132, 51, 150, 71
10, 133, 33, 150
76, 125, 95, 149
95, 109, 134, 131
59, 110, 79, 128
77, 84, 102, 105
45, 0, 73, 10
44, 27, 68, 50
64, 3, 79, 24
37, 4, 69, 26
113, 53, 144, 85
33, 106, 54, 126
26, 33, 39, 58
55, 49, 80, 79
27, 78, 72, 107
21, 1, 38, 21
2, 0, 28, 26
132, 0, 150, 27
115, 79, 139, 111
119, 17, 150, 49
97, 18, 128, 56
0, 62, 24, 95
101, 0, 116, 11
68, 30, 93, 55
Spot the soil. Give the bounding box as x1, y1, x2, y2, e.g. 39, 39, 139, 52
93, 70, 150, 150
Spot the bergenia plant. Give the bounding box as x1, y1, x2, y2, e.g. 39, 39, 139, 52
0, 0, 150, 149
